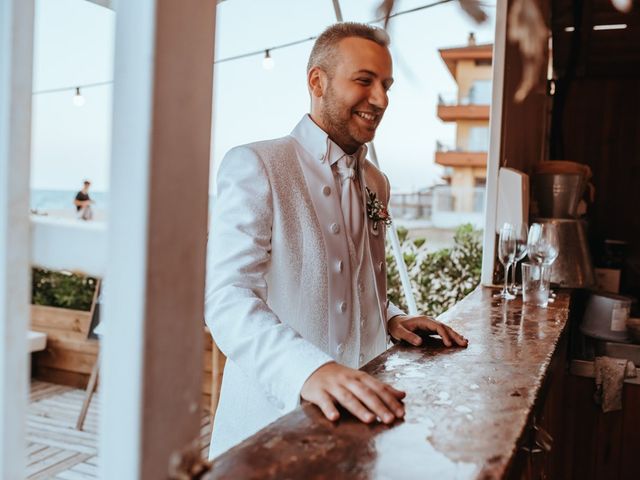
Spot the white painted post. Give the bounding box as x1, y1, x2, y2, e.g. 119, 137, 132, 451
481, 0, 508, 286
100, 1, 216, 478
367, 143, 418, 315
0, 0, 35, 478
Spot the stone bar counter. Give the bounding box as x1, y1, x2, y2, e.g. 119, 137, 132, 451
206, 287, 571, 479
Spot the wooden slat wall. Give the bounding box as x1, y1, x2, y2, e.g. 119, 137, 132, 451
560, 375, 640, 480
549, 0, 640, 296
557, 78, 640, 260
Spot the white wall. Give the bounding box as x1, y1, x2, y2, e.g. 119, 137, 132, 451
31, 216, 107, 277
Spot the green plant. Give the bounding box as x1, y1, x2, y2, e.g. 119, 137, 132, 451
31, 268, 97, 311
386, 224, 483, 317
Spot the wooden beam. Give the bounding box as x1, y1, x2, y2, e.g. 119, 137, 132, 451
0, 0, 35, 477
100, 1, 216, 478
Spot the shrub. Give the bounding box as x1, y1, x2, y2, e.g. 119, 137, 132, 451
31, 268, 97, 311
386, 224, 483, 317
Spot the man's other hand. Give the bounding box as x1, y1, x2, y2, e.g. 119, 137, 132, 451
300, 362, 405, 424
388, 315, 468, 348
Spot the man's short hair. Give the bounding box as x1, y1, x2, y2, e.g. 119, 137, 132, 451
307, 22, 390, 75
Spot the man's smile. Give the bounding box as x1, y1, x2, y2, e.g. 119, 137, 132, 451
354, 110, 382, 127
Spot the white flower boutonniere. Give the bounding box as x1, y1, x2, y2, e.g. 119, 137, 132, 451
365, 187, 392, 232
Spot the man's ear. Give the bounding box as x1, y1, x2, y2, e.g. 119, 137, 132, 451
308, 67, 325, 98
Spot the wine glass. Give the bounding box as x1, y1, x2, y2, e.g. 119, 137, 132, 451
527, 223, 560, 298
510, 223, 528, 295
495, 223, 516, 300
527, 223, 559, 267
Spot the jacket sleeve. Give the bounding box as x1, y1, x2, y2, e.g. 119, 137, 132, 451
205, 146, 333, 413
386, 301, 406, 321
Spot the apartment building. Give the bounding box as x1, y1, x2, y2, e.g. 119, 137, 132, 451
433, 33, 492, 227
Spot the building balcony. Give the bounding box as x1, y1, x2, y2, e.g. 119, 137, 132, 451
437, 103, 490, 121
435, 143, 487, 168
437, 93, 490, 121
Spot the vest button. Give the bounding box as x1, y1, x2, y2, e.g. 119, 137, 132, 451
339, 301, 347, 313
330, 223, 340, 234
336, 260, 343, 272
359, 354, 365, 364
377, 261, 384, 272
336, 343, 345, 355
322, 185, 331, 196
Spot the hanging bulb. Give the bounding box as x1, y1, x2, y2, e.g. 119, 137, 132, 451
262, 50, 275, 70
73, 87, 85, 107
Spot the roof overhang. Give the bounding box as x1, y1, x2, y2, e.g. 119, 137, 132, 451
439, 43, 493, 78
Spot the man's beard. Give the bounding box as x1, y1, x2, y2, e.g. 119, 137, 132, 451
321, 83, 371, 151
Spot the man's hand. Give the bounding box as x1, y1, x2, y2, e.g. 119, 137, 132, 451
388, 315, 468, 348
300, 362, 405, 424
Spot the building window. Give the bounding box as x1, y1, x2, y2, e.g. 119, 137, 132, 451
468, 126, 489, 151
468, 79, 492, 104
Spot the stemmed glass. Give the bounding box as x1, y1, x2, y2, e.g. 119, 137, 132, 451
527, 223, 559, 295
527, 223, 559, 267
494, 223, 516, 300
510, 223, 529, 295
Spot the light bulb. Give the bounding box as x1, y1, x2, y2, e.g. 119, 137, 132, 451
262, 50, 275, 70
73, 87, 85, 107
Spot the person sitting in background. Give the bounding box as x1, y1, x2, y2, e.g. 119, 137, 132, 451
74, 180, 94, 221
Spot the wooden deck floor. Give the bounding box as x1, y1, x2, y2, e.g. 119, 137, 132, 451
27, 380, 213, 479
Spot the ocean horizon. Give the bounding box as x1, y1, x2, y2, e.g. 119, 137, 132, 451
31, 189, 216, 216
31, 189, 109, 213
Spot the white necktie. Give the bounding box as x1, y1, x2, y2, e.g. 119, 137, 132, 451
336, 155, 363, 246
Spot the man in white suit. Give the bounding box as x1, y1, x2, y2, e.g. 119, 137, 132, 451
205, 22, 467, 457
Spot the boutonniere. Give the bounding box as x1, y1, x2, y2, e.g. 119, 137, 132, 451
365, 187, 392, 231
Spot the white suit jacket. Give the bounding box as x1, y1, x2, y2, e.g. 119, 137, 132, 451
205, 115, 404, 457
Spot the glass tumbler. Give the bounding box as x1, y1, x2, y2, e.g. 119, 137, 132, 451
522, 262, 551, 307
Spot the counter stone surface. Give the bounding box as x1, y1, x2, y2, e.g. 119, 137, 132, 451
206, 287, 571, 479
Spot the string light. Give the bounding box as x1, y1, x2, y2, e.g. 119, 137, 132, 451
33, 80, 112, 98
262, 50, 275, 70
32, 1, 488, 97
72, 87, 85, 107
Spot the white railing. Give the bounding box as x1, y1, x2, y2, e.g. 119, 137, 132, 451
389, 191, 432, 220
431, 185, 485, 228
436, 140, 487, 154
437, 91, 490, 107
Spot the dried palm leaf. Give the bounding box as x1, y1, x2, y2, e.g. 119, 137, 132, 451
610, 0, 633, 13
458, 0, 488, 23
376, 0, 396, 28
507, 0, 548, 102
377, 0, 488, 28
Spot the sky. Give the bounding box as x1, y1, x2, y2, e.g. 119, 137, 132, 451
30, 0, 495, 194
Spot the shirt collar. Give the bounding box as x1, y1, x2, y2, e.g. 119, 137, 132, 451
290, 114, 368, 167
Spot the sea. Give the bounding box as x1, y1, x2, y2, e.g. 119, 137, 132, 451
30, 189, 215, 219
31, 189, 110, 213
